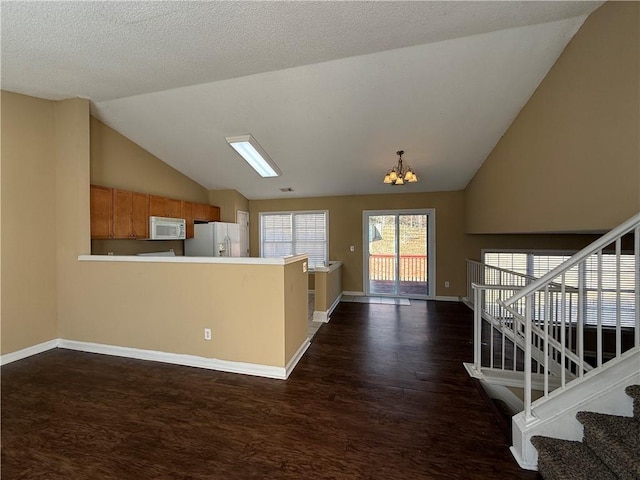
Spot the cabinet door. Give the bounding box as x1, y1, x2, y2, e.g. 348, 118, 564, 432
165, 198, 182, 218
209, 206, 221, 222
182, 201, 194, 239
113, 189, 133, 239
132, 193, 149, 238
149, 195, 166, 217
193, 203, 210, 221
90, 185, 113, 239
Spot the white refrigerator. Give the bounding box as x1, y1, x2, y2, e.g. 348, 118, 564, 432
185, 222, 241, 257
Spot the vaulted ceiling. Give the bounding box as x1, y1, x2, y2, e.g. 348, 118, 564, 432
1, 1, 603, 199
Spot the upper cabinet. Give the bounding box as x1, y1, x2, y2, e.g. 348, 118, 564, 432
209, 205, 221, 222
182, 201, 194, 239
193, 202, 220, 222
183, 201, 220, 238
91, 185, 220, 240
149, 195, 182, 219
90, 185, 113, 239
113, 189, 149, 239
193, 202, 210, 222
131, 193, 150, 238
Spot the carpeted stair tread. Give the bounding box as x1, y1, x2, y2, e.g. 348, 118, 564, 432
626, 385, 640, 421
531, 436, 617, 480
576, 411, 640, 480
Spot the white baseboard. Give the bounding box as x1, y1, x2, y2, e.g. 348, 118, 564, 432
434, 295, 461, 302
343, 292, 459, 302
57, 339, 292, 379
285, 338, 311, 379
510, 446, 536, 471
1, 339, 59, 366
2, 337, 311, 381
313, 294, 342, 323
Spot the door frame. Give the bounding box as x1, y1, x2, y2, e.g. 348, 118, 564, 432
362, 208, 436, 299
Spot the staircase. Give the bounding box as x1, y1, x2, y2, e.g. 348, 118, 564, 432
464, 212, 640, 473
532, 385, 640, 479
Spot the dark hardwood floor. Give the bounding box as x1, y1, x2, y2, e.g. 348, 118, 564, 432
1, 300, 541, 479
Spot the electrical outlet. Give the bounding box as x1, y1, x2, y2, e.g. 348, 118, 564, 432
204, 328, 212, 341
350, 245, 355, 252
302, 262, 307, 273
444, 281, 450, 288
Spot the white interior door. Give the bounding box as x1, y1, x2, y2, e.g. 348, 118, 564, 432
236, 210, 249, 257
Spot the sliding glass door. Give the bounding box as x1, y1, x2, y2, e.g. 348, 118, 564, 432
364, 209, 434, 299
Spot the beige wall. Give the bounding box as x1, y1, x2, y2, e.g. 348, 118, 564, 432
90, 117, 208, 203
250, 191, 466, 296
62, 261, 293, 367
208, 189, 249, 223
1, 92, 59, 354
284, 262, 309, 364
54, 98, 93, 345
314, 264, 343, 313
465, 1, 640, 234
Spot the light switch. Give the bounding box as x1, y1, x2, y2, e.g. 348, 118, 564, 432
303, 262, 307, 273
349, 245, 355, 252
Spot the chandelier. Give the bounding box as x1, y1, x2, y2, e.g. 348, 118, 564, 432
383, 150, 418, 185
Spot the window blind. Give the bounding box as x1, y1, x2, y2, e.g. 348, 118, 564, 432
260, 211, 328, 268
484, 250, 636, 328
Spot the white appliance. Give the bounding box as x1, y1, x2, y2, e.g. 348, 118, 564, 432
185, 222, 241, 257
149, 216, 186, 240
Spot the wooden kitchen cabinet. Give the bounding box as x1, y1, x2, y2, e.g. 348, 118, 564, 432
209, 205, 220, 222
193, 202, 210, 222
149, 195, 182, 219
193, 203, 220, 222
90, 185, 113, 239
165, 198, 182, 218
132, 192, 150, 238
113, 189, 132, 238
149, 195, 166, 217
181, 201, 194, 239
91, 186, 220, 240
113, 189, 149, 239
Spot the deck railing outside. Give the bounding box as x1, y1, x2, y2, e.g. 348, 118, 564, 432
369, 254, 427, 282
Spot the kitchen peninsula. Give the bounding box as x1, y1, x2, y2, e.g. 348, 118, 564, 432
69, 254, 310, 379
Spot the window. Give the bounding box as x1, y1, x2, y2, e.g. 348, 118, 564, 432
484, 250, 636, 328
260, 211, 328, 268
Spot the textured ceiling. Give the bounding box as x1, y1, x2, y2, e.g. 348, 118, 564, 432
1, 1, 603, 199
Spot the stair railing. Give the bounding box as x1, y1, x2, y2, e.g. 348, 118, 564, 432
466, 259, 536, 307
499, 213, 640, 423
468, 260, 582, 380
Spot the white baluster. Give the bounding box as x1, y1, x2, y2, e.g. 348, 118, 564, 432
524, 294, 533, 422
560, 274, 566, 388
597, 250, 603, 367
615, 239, 621, 357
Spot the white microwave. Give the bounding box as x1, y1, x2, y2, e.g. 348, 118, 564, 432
149, 216, 186, 240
